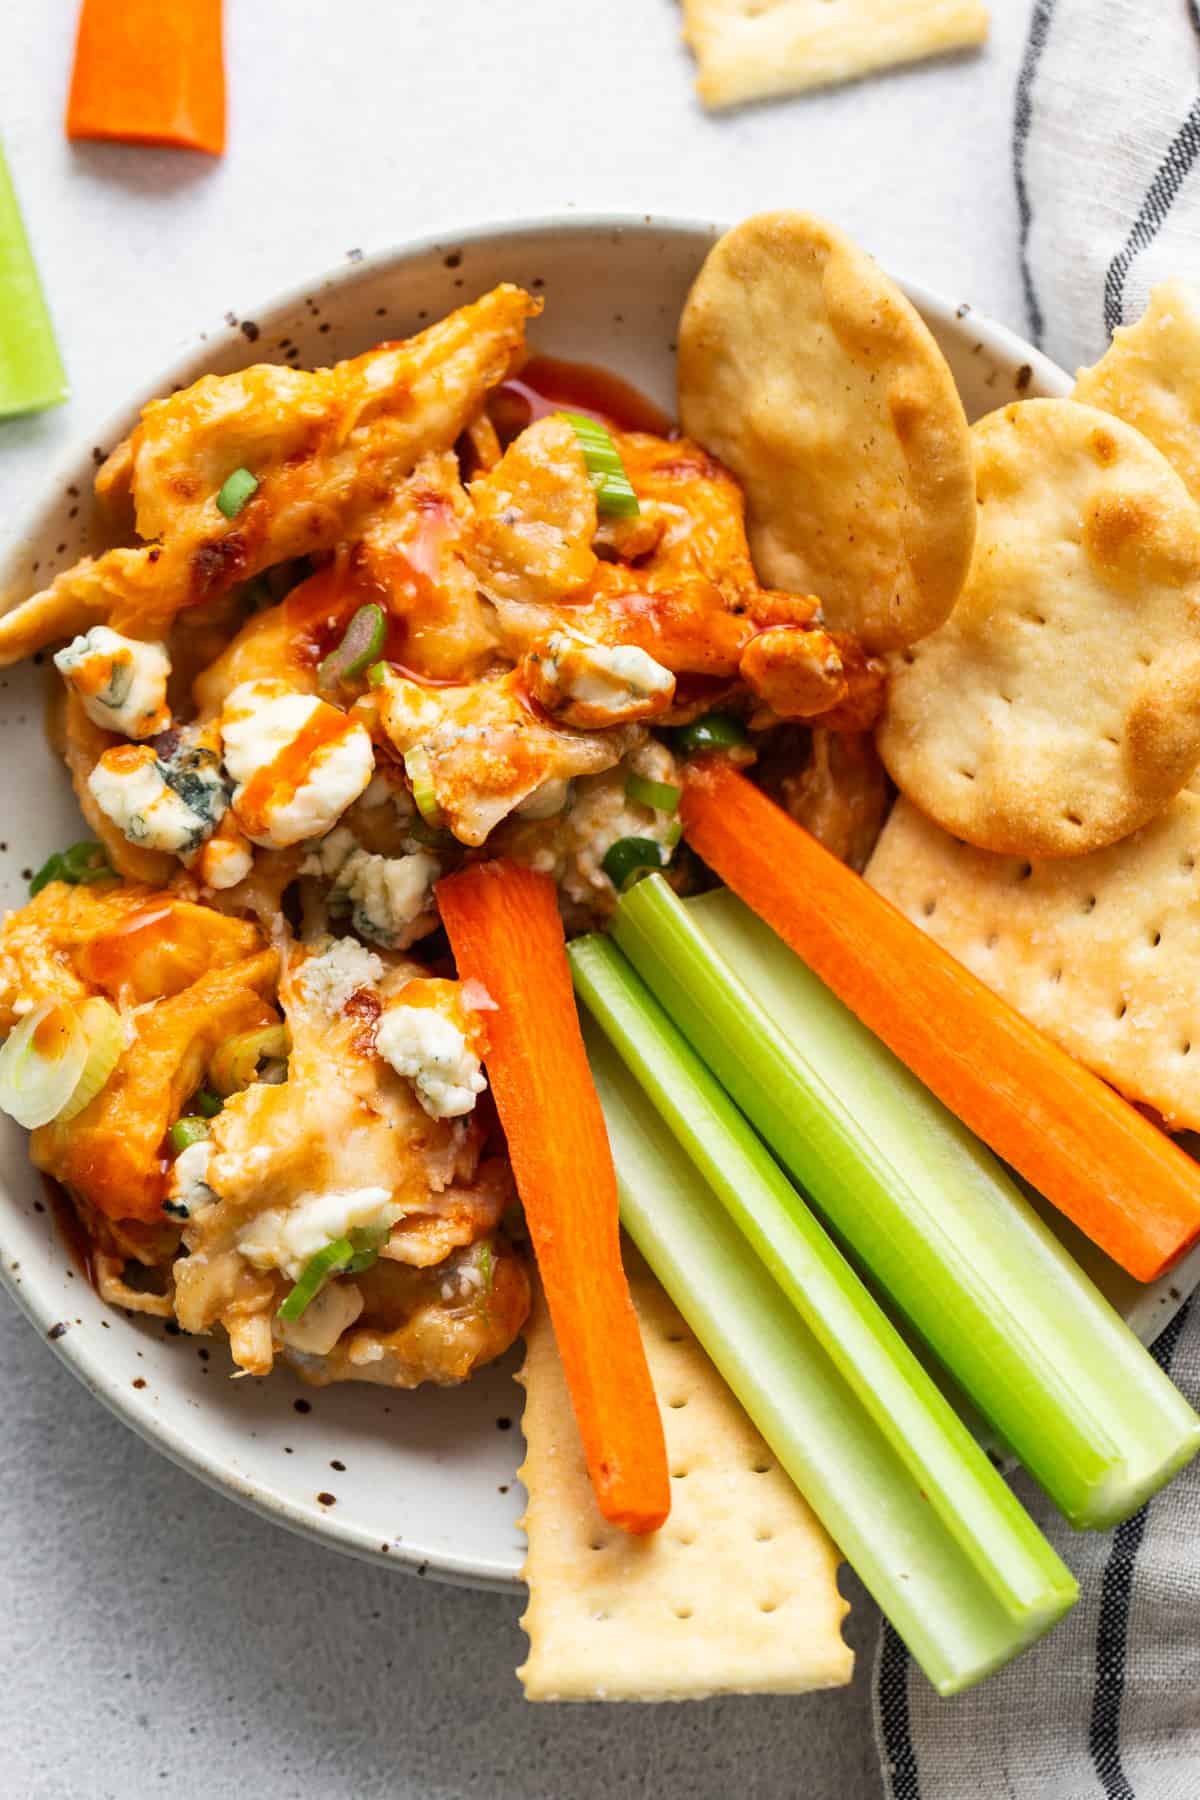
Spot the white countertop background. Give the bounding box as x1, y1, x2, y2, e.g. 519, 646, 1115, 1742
0, 5, 1032, 1795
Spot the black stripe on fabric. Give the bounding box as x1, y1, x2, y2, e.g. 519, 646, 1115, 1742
1103, 93, 1200, 336
1189, 1, 1200, 45
1088, 1298, 1194, 1800
1013, 0, 1059, 348
878, 1619, 921, 1800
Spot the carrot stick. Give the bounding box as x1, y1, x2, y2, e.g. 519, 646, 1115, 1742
680, 757, 1200, 1283
67, 0, 226, 156
437, 859, 669, 1534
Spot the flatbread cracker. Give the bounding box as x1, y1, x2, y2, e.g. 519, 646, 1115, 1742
517, 1261, 851, 1702
682, 1, 990, 111
879, 399, 1200, 857
866, 792, 1200, 1130
1075, 281, 1200, 507
678, 212, 976, 651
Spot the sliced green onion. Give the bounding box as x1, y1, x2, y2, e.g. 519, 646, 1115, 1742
56, 996, 123, 1121
403, 745, 443, 827
477, 1239, 494, 1295
277, 1226, 384, 1322
0, 145, 68, 418
560, 410, 639, 518
169, 1116, 211, 1155
192, 1087, 223, 1118
216, 467, 259, 520
318, 603, 387, 688
625, 773, 681, 814
209, 1023, 290, 1097
601, 835, 667, 892
277, 1237, 354, 1323
30, 841, 113, 897
663, 820, 683, 849
613, 879, 1200, 1530
570, 935, 1077, 1696
366, 661, 389, 688
0, 1001, 88, 1129
672, 712, 747, 758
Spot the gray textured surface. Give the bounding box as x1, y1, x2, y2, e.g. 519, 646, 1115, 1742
0, 4, 1032, 1795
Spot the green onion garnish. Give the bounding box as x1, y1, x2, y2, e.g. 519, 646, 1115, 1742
404, 745, 443, 827
209, 1023, 290, 1097
672, 713, 748, 758
216, 467, 259, 520
570, 936, 1078, 1696
0, 144, 68, 418
192, 1087, 223, 1118
561, 411, 639, 518
366, 661, 389, 688
613, 878, 1200, 1531
30, 840, 114, 897
408, 817, 454, 850
625, 773, 681, 814
276, 1226, 386, 1323
169, 1116, 210, 1155
601, 836, 667, 892
318, 603, 387, 688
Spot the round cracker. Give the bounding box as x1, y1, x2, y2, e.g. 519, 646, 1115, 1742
677, 211, 976, 651
879, 398, 1200, 858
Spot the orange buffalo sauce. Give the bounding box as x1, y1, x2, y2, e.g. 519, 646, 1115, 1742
233, 703, 355, 841
490, 353, 672, 442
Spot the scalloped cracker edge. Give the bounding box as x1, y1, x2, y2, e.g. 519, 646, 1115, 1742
516, 1256, 852, 1701
682, 0, 990, 111
1075, 281, 1200, 507
866, 791, 1200, 1131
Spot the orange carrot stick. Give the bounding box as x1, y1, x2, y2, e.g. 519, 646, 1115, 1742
67, 0, 226, 156
437, 859, 670, 1533
681, 756, 1200, 1283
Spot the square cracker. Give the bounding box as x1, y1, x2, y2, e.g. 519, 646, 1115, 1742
517, 1256, 852, 1701
682, 0, 990, 111
1074, 282, 1200, 507
866, 792, 1200, 1130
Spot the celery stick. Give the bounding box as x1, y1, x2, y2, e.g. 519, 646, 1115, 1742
570, 935, 1077, 1696
0, 145, 68, 418
612, 878, 1200, 1529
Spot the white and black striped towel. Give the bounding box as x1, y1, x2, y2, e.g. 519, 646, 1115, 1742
875, 6, 1200, 1794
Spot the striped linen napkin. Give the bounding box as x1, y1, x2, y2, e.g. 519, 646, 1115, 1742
875, 5, 1200, 1793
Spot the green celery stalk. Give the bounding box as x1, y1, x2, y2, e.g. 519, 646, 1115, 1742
570, 934, 1077, 1696
0, 144, 67, 419
612, 878, 1200, 1530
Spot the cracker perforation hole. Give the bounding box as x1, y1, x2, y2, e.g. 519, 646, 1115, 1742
1016, 862, 1033, 881
985, 931, 999, 950
1151, 929, 1162, 948
1183, 854, 1197, 874
667, 1396, 688, 1410
922, 897, 937, 917
1064, 811, 1084, 828
671, 1466, 690, 1480
754, 1527, 774, 1543
1182, 1041, 1193, 1058
959, 767, 976, 782
751, 1461, 771, 1475
1083, 894, 1097, 913
674, 1605, 694, 1621
1115, 1001, 1127, 1021
759, 1600, 780, 1615
674, 1529, 697, 1547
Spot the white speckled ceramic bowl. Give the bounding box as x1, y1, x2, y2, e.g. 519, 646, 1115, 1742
3, 216, 1198, 1592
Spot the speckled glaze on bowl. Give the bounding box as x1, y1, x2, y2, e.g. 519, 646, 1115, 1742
3, 215, 1198, 1593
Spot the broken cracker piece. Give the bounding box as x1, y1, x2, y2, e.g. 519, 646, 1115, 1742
517, 1259, 852, 1702
1075, 280, 1200, 508
682, 0, 990, 112
866, 791, 1200, 1132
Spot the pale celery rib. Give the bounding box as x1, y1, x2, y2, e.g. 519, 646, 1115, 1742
0, 144, 68, 419
611, 877, 1200, 1530
570, 934, 1077, 1697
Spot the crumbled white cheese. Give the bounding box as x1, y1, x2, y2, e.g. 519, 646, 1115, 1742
166, 1141, 216, 1218
221, 681, 374, 848
299, 938, 384, 1018
376, 1003, 486, 1119
54, 627, 171, 739
302, 828, 439, 950
238, 1186, 402, 1281
191, 829, 253, 891
538, 630, 674, 726
88, 746, 220, 854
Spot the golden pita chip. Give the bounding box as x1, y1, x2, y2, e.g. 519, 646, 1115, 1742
1075, 281, 1200, 506
679, 212, 976, 651
682, 0, 990, 111
866, 792, 1200, 1130
517, 1261, 852, 1702
879, 399, 1200, 858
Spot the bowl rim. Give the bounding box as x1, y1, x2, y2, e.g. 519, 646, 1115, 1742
0, 211, 1070, 1591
